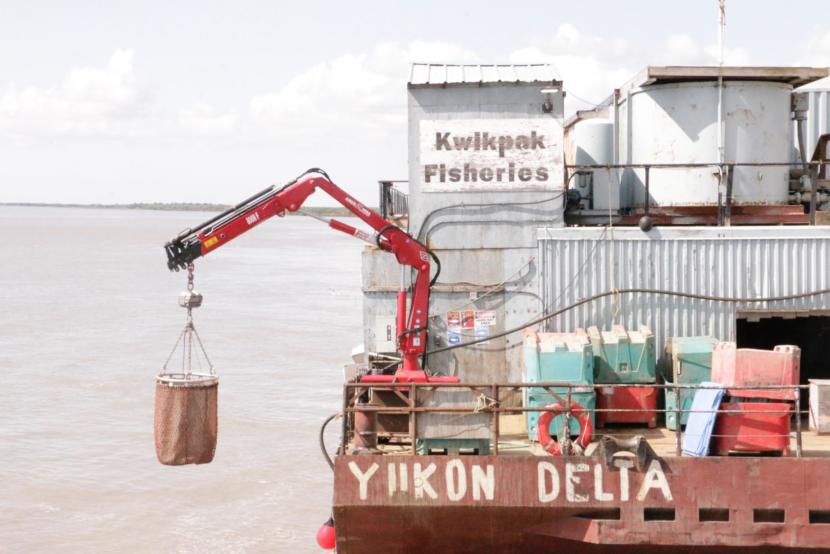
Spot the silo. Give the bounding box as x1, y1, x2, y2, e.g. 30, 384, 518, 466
622, 81, 793, 206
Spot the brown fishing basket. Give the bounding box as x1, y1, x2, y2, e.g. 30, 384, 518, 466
154, 372, 218, 466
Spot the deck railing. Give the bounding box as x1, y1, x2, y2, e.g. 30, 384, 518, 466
378, 180, 409, 220
340, 381, 810, 458
565, 160, 829, 225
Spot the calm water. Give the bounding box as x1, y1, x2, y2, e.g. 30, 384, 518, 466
0, 206, 364, 553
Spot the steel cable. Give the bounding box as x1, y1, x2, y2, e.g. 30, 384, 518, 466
425, 286, 830, 356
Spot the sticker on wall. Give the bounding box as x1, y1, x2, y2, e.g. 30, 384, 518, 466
448, 332, 461, 345
474, 310, 496, 327
447, 311, 461, 328
462, 310, 475, 329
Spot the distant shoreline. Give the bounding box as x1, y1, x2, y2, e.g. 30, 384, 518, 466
0, 202, 356, 217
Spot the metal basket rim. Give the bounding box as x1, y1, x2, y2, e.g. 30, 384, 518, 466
156, 372, 218, 386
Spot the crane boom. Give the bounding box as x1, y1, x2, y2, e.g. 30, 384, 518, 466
164, 169, 451, 383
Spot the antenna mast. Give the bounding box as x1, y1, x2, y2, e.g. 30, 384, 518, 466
717, 0, 726, 166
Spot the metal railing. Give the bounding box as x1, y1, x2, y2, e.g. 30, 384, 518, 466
378, 180, 409, 220
565, 161, 829, 225
340, 381, 811, 458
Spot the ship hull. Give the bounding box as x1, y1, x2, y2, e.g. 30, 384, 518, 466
333, 455, 830, 553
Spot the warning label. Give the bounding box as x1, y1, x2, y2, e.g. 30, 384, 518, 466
445, 310, 497, 346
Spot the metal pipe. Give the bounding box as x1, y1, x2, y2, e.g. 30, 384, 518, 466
347, 405, 801, 414
565, 385, 572, 443
810, 165, 819, 225
409, 382, 417, 455
797, 118, 809, 166
796, 386, 803, 457
725, 164, 734, 226
567, 161, 822, 169
340, 384, 350, 455
613, 88, 621, 207
346, 382, 809, 390
675, 384, 682, 456
717, 0, 726, 167
491, 384, 499, 455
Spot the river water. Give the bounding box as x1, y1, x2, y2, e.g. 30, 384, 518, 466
0, 206, 364, 553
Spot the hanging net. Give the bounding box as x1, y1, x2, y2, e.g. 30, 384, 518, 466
154, 266, 218, 466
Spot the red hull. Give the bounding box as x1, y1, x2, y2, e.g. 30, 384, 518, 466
333, 455, 830, 553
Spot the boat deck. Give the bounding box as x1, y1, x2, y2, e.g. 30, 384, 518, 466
372, 415, 830, 458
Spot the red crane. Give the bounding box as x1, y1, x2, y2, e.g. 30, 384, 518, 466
164, 169, 457, 383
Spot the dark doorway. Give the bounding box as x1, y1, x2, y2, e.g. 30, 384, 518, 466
736, 314, 830, 405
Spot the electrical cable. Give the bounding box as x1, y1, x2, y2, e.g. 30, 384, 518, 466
410, 189, 566, 365
415, 191, 567, 242
564, 89, 603, 108
319, 412, 340, 471
425, 286, 830, 356
431, 256, 536, 318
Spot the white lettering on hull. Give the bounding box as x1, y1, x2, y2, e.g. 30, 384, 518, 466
538, 461, 560, 502
414, 463, 437, 500
615, 458, 633, 502
348, 461, 378, 501
472, 464, 495, 501
594, 463, 614, 502
636, 460, 673, 502
566, 463, 590, 503
347, 459, 672, 505
445, 460, 467, 501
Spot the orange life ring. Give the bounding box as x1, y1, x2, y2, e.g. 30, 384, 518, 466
537, 402, 593, 456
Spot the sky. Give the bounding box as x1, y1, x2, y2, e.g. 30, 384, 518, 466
1, 0, 829, 206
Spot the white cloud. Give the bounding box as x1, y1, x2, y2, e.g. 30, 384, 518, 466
664, 34, 704, 64
249, 40, 478, 130
507, 24, 634, 113
1, 25, 784, 205
179, 102, 237, 135
802, 30, 830, 64
505, 25, 764, 115
658, 33, 752, 66
0, 50, 152, 138
796, 30, 830, 85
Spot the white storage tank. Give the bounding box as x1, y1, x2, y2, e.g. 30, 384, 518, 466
574, 119, 613, 166
623, 81, 793, 206
802, 87, 830, 159
573, 120, 616, 209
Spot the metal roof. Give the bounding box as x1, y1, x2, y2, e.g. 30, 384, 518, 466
565, 65, 830, 129
408, 63, 561, 87
625, 66, 829, 90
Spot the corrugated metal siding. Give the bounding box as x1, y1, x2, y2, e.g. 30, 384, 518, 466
538, 227, 830, 360
409, 63, 559, 86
